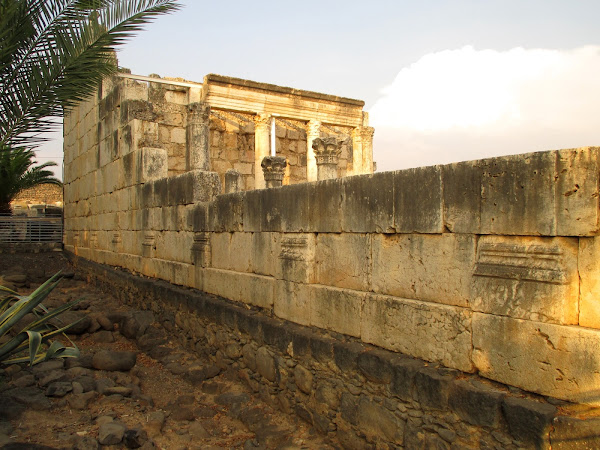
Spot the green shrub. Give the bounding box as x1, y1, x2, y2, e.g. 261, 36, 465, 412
0, 272, 82, 365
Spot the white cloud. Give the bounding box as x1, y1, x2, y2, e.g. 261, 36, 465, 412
370, 45, 600, 171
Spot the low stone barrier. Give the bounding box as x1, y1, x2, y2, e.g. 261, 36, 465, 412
69, 252, 600, 449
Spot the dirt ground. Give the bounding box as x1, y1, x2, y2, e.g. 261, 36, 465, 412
0, 251, 333, 450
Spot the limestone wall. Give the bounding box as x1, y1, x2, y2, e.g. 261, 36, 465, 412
62, 73, 373, 197
64, 142, 600, 406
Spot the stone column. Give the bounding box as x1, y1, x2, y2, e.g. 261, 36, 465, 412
186, 102, 211, 171
351, 126, 375, 175
254, 114, 271, 189
261, 156, 287, 188
312, 137, 343, 181
306, 120, 321, 182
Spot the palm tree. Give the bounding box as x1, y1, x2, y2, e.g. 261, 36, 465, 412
0, 146, 62, 214
0, 0, 180, 148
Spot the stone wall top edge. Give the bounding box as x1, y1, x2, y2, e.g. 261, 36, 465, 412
204, 73, 365, 107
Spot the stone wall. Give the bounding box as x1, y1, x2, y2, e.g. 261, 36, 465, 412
64, 144, 600, 411
69, 253, 600, 450
62, 73, 374, 196
11, 184, 63, 207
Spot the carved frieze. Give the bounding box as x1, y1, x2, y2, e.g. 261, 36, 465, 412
471, 236, 579, 324
142, 232, 156, 258
191, 232, 211, 267
277, 235, 315, 283
279, 237, 309, 261
473, 241, 567, 284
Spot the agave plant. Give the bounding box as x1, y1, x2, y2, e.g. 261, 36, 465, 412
0, 272, 83, 365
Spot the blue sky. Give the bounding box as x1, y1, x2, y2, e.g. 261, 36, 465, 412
40, 0, 600, 177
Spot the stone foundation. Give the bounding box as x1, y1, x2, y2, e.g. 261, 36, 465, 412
69, 253, 600, 450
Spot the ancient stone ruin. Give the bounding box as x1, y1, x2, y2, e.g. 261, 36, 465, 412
62, 72, 600, 448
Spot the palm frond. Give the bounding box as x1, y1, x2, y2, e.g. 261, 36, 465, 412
0, 0, 180, 147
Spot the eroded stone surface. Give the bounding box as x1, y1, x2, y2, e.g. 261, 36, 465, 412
362, 294, 473, 372
372, 233, 475, 307
473, 313, 600, 404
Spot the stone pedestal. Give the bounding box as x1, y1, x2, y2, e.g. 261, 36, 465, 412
306, 120, 321, 182
261, 156, 287, 188
312, 137, 343, 181
254, 114, 271, 189
186, 102, 211, 171
225, 169, 242, 193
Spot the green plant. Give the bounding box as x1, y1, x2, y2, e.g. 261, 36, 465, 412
0, 0, 180, 148
0, 145, 62, 214
0, 272, 83, 365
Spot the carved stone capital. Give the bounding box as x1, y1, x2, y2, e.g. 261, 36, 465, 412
187, 102, 210, 123
312, 137, 343, 165
352, 126, 375, 141
254, 113, 271, 131
261, 156, 287, 188
312, 137, 343, 180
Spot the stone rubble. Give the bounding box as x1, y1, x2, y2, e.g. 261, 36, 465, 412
0, 263, 329, 449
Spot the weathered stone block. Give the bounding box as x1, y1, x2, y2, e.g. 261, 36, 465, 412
389, 356, 427, 402
556, 147, 600, 236
294, 364, 313, 394
472, 313, 600, 404
314, 233, 370, 290
442, 159, 482, 233
362, 294, 473, 372
229, 232, 252, 273
341, 172, 394, 232
309, 285, 363, 338
274, 280, 311, 326
190, 203, 208, 232
333, 341, 363, 372
251, 232, 280, 277
242, 189, 263, 232
372, 233, 474, 307
208, 193, 244, 232
276, 234, 315, 283
471, 235, 579, 324
502, 397, 556, 449
551, 416, 600, 449
208, 233, 230, 270
261, 183, 310, 232
416, 370, 459, 414
357, 349, 393, 384
578, 236, 600, 329
203, 269, 273, 309
393, 165, 443, 233
139, 147, 167, 183
256, 347, 276, 382
167, 173, 191, 206
307, 178, 343, 233
153, 178, 168, 207
358, 396, 405, 445
448, 379, 505, 427
481, 151, 556, 235
190, 170, 221, 203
